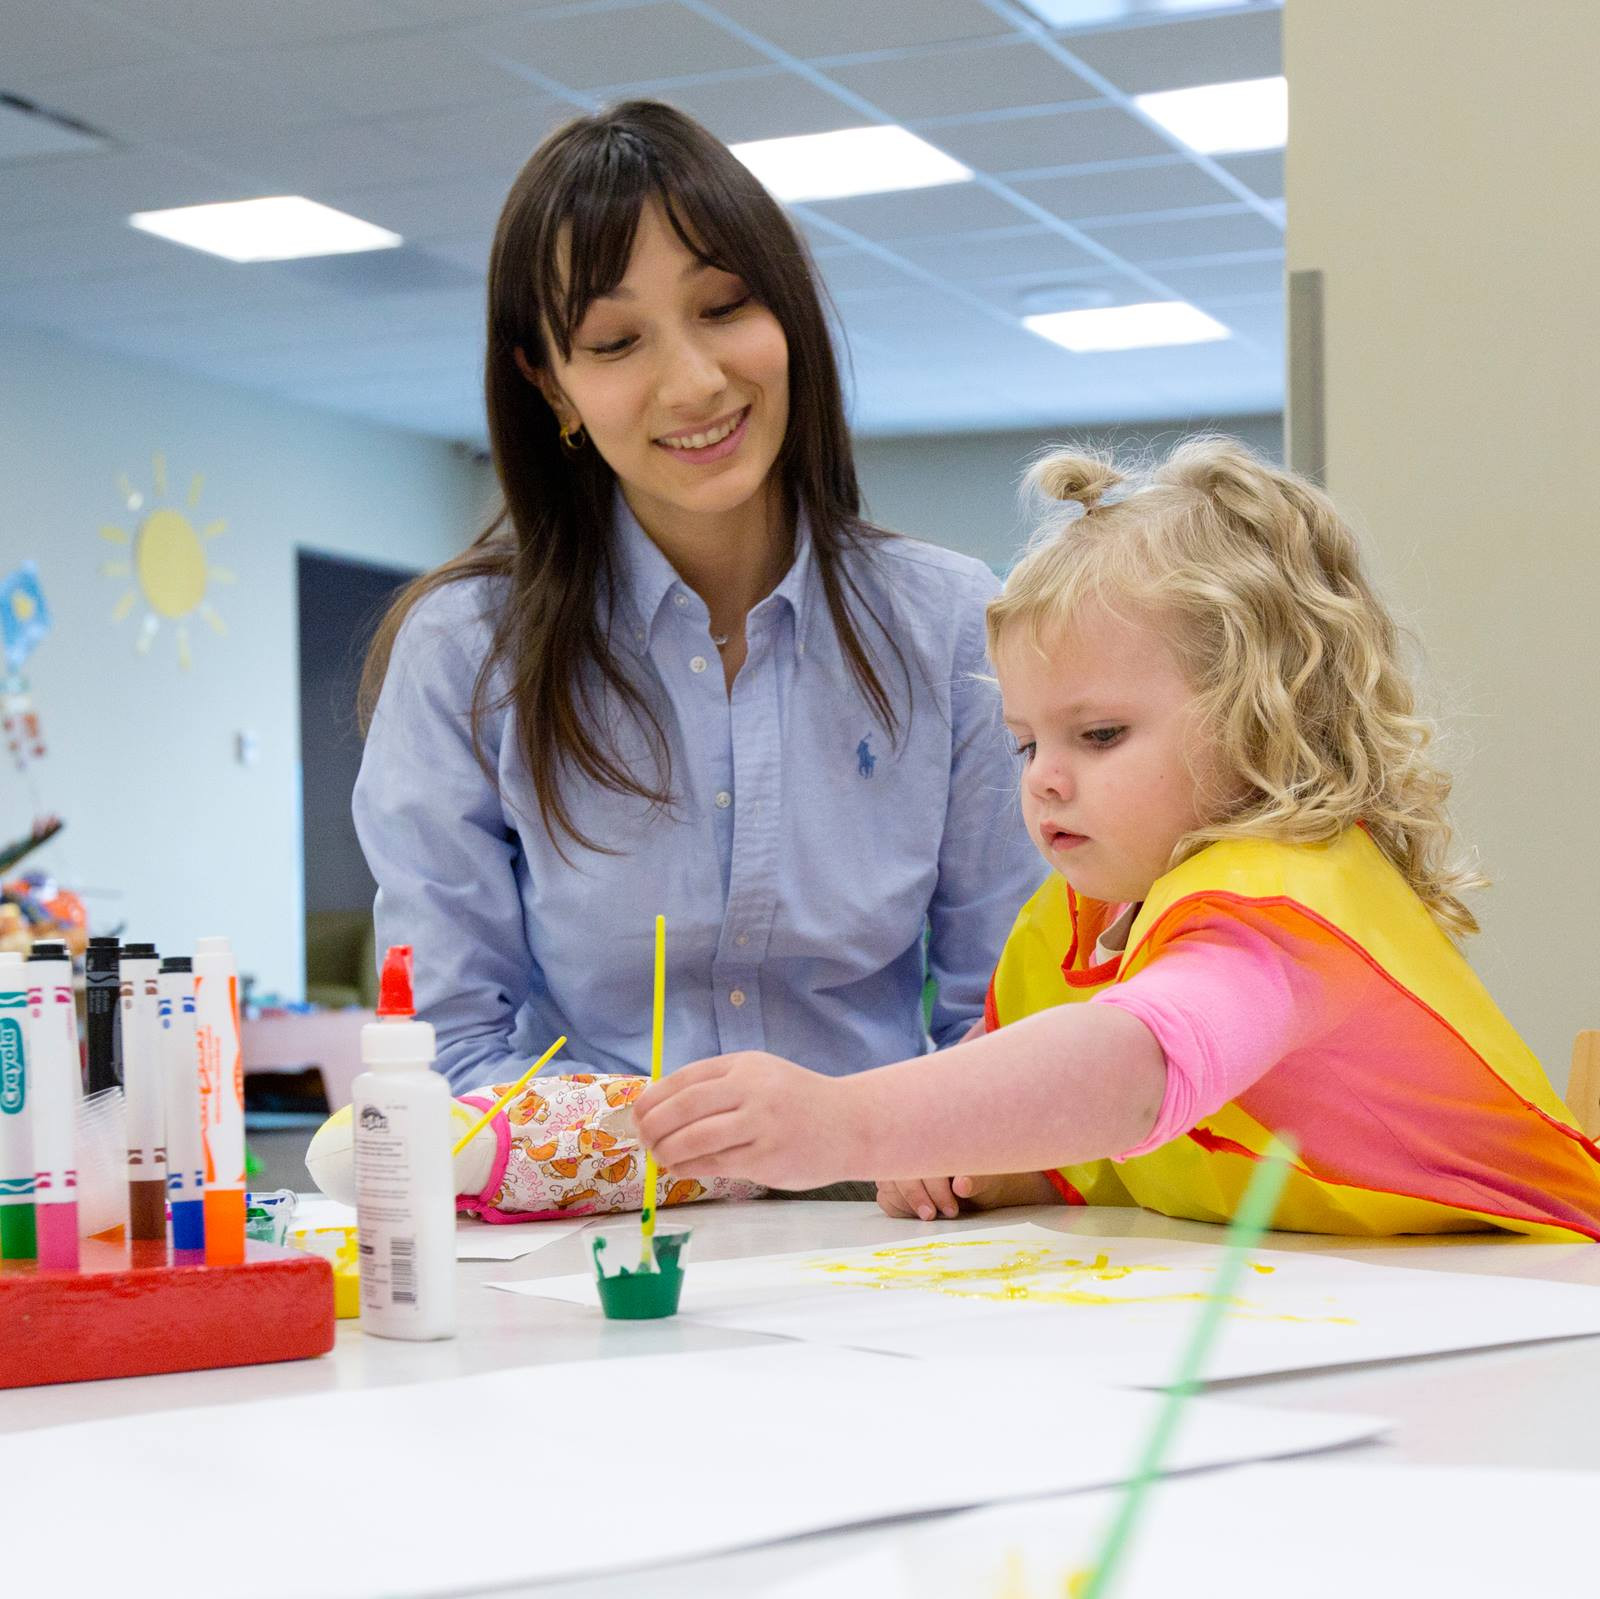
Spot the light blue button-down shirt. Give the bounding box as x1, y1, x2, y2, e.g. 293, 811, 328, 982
353, 500, 1043, 1092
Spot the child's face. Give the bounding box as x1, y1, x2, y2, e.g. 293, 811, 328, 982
998, 603, 1221, 905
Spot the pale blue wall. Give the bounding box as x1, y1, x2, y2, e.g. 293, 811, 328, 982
0, 323, 485, 998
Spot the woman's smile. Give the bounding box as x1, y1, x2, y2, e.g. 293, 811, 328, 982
654, 404, 751, 463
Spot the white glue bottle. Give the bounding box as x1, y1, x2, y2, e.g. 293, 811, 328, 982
352, 944, 455, 1341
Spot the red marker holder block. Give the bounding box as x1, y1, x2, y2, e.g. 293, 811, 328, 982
0, 1237, 335, 1389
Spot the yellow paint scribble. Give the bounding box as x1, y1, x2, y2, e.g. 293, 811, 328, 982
808, 1239, 1210, 1309
804, 1237, 1348, 1323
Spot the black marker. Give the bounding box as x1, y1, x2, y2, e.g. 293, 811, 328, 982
85, 936, 121, 1095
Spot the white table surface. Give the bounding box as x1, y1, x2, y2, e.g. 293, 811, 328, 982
7, 1201, 1600, 1596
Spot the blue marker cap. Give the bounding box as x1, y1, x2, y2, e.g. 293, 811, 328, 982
170, 1198, 205, 1252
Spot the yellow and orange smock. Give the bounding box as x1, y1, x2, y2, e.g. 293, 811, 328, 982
985, 828, 1600, 1239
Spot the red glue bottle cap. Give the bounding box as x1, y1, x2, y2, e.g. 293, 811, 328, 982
364, 945, 435, 1069
377, 944, 415, 1018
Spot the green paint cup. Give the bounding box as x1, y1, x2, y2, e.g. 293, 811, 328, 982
591, 1223, 692, 1320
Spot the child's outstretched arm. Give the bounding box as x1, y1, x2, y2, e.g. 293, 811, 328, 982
632, 1004, 1166, 1194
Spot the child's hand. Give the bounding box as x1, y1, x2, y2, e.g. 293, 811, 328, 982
633, 1052, 847, 1191
876, 1171, 1060, 1221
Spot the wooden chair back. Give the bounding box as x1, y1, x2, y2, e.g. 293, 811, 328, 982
1568, 1032, 1600, 1138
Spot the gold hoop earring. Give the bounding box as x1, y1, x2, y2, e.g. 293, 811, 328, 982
559, 420, 586, 453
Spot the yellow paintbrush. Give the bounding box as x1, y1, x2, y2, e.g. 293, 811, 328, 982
449, 1035, 568, 1158
639, 914, 665, 1270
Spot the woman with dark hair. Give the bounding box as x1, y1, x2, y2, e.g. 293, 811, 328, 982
354, 101, 1039, 1099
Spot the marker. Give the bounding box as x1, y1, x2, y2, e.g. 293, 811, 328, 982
159, 956, 205, 1251
120, 942, 167, 1243
84, 935, 122, 1095
0, 951, 35, 1259
25, 941, 79, 1270
195, 935, 245, 1264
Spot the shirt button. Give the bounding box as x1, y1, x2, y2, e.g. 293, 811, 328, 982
674, 593, 688, 607
735, 932, 749, 946
714, 790, 731, 809
730, 989, 746, 1007
690, 655, 708, 674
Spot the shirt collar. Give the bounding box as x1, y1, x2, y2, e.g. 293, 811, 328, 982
611, 488, 817, 652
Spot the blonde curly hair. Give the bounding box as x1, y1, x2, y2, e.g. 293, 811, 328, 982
987, 434, 1485, 939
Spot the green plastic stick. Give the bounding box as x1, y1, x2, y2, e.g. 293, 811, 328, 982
1076, 1136, 1298, 1599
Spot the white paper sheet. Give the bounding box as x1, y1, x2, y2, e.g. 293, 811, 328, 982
1, 1347, 1382, 1597
759, 1461, 1599, 1598
497, 1221, 1600, 1386
290, 1194, 588, 1261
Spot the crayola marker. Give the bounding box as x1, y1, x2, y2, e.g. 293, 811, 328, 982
25, 941, 79, 1270
0, 951, 35, 1259
159, 956, 205, 1252
195, 935, 245, 1264
84, 935, 121, 1095
120, 943, 167, 1242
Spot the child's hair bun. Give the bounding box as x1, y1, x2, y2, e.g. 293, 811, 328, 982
1025, 448, 1126, 511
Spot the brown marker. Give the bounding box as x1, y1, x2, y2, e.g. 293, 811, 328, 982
119, 943, 169, 1243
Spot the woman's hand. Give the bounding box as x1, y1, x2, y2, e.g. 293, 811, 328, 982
634, 1052, 851, 1191
875, 1170, 1061, 1221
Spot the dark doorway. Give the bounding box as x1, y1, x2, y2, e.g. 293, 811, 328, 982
297, 550, 415, 920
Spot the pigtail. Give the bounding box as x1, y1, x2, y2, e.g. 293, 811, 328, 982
1024, 448, 1127, 513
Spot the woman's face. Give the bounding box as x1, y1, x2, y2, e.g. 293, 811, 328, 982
536, 200, 791, 531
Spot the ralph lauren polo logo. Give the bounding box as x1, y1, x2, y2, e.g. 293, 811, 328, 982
856, 736, 876, 778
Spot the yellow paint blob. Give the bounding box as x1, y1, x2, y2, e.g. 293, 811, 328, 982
135, 508, 207, 618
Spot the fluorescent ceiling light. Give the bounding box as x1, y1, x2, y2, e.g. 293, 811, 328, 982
1135, 75, 1287, 154
128, 196, 402, 263
1025, 300, 1230, 352
731, 125, 971, 203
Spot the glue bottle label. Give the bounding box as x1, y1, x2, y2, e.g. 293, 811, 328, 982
351, 1067, 455, 1341
355, 1097, 417, 1313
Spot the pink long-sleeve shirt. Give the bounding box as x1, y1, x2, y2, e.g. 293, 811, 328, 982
1088, 903, 1358, 1160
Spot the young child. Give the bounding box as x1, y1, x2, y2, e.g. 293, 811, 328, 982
633, 436, 1600, 1240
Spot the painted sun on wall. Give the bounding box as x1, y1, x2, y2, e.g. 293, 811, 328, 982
98, 453, 235, 669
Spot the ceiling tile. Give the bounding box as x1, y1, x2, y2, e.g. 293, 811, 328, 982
25, 62, 335, 143
0, 150, 258, 231
322, 173, 520, 241
0, 2, 179, 86
0, 216, 179, 287
264, 248, 483, 298
893, 226, 1101, 282
374, 98, 572, 185
813, 248, 908, 297
91, 0, 406, 52
1154, 252, 1283, 303
801, 183, 1030, 243
414, 232, 496, 276
651, 73, 859, 144
1016, 158, 1233, 220
1059, 7, 1282, 93
1205, 295, 1282, 348
185, 121, 462, 197
707, 0, 1012, 58
832, 285, 1000, 337
247, 33, 535, 118
825, 40, 1100, 121
919, 105, 1171, 172
1082, 205, 1282, 261
1215, 149, 1283, 199
460, 3, 769, 91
